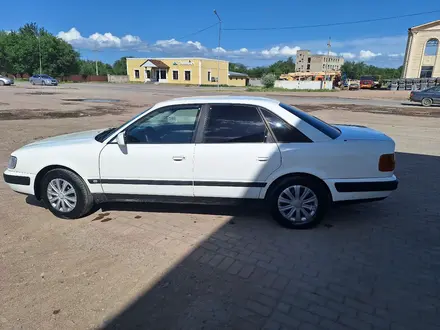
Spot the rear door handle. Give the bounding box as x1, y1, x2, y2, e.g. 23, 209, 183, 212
172, 156, 186, 161
257, 156, 269, 162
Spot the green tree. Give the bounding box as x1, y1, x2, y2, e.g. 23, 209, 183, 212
79, 60, 113, 75
229, 57, 296, 78
341, 61, 403, 79
0, 23, 80, 76
261, 73, 277, 88
112, 56, 132, 75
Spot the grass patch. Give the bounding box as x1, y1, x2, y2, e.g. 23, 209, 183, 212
246, 87, 337, 92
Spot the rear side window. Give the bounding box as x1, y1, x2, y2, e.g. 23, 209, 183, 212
279, 103, 341, 139
261, 109, 312, 143
203, 104, 267, 143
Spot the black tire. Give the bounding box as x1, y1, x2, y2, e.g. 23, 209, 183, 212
268, 176, 330, 229
40, 168, 94, 219
31, 81, 35, 85
421, 98, 433, 107
0, 81, 4, 86
42, 81, 46, 86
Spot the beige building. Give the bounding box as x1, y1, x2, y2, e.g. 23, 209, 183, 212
295, 50, 344, 73
402, 20, 440, 78
126, 57, 248, 87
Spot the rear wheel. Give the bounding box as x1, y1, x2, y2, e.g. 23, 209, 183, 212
0, 81, 4, 86
421, 98, 433, 107
42, 81, 46, 86
41, 169, 94, 219
269, 176, 330, 229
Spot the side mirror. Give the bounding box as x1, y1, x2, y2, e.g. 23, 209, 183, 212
116, 132, 126, 146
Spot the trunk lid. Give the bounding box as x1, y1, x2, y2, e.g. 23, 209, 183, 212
334, 124, 391, 141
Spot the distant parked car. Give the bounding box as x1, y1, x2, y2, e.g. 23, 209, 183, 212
29, 74, 58, 86
0, 75, 14, 86
410, 86, 440, 107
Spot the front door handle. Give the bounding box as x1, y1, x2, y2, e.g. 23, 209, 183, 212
172, 156, 186, 161
257, 156, 269, 162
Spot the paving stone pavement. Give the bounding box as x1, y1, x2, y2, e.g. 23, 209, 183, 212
104, 151, 440, 330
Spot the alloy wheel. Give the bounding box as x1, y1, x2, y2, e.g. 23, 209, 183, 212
277, 185, 318, 223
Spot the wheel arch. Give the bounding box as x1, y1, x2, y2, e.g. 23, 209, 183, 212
263, 172, 333, 202
34, 165, 83, 200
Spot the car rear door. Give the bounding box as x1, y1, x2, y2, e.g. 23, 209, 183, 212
433, 86, 440, 104
193, 103, 281, 199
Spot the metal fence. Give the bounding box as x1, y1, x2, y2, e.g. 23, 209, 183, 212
386, 78, 440, 91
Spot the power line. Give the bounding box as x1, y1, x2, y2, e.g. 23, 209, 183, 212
224, 9, 440, 31
175, 22, 219, 41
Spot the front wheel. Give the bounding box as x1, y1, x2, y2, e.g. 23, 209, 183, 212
0, 81, 4, 86
421, 98, 433, 107
269, 176, 330, 229
41, 168, 94, 219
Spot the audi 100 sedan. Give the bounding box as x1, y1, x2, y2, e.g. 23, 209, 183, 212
3, 96, 398, 229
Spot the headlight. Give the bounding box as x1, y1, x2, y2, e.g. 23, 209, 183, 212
8, 156, 17, 169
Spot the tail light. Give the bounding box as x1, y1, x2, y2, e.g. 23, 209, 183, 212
379, 153, 395, 172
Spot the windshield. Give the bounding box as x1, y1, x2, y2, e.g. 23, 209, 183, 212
94, 107, 152, 143
279, 103, 341, 139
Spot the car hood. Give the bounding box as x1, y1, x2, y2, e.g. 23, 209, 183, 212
334, 124, 391, 141
22, 129, 105, 149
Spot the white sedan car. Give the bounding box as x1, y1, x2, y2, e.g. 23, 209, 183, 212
3, 96, 398, 229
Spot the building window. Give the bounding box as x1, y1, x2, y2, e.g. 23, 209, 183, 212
208, 71, 211, 82
424, 38, 439, 56
420, 66, 434, 78
134, 70, 140, 79
146, 70, 151, 79
307, 58, 311, 63
307, 64, 310, 70
185, 70, 191, 81
160, 70, 167, 79
173, 70, 179, 80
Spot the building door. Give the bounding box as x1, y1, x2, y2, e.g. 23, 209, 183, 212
155, 70, 160, 81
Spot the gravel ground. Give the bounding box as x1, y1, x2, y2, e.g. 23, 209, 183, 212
1, 83, 439, 330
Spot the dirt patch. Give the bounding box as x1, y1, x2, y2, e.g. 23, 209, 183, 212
63, 98, 121, 103
0, 102, 9, 106
16, 92, 64, 96
0, 105, 124, 120
296, 103, 440, 118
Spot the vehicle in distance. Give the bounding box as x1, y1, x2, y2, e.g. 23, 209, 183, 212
0, 75, 14, 86
3, 96, 398, 229
29, 74, 58, 86
409, 86, 440, 107
360, 75, 381, 89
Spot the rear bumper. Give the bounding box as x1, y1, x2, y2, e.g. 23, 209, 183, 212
325, 175, 398, 202
335, 179, 398, 192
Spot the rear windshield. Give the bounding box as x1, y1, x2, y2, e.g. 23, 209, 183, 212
279, 103, 341, 139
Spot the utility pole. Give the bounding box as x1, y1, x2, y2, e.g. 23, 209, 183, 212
214, 9, 222, 91
323, 37, 331, 89
37, 29, 42, 74
93, 48, 99, 76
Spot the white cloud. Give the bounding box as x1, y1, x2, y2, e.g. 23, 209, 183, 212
57, 27, 143, 49
56, 28, 406, 66
388, 53, 404, 57
340, 52, 356, 59
317, 50, 338, 56
359, 50, 382, 60
261, 46, 300, 57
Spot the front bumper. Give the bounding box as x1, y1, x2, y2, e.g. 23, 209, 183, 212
325, 175, 398, 202
3, 170, 36, 195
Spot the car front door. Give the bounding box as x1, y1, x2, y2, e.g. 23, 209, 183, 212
99, 104, 202, 197
433, 86, 440, 104
193, 104, 282, 199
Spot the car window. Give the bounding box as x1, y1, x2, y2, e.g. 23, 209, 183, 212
261, 108, 312, 143
203, 104, 268, 143
279, 103, 341, 139
41, 75, 50, 78
125, 105, 201, 144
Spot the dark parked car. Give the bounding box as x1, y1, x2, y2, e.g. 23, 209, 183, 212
410, 86, 440, 107
29, 74, 58, 86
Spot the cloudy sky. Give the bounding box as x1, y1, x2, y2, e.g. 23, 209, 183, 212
2, 0, 439, 67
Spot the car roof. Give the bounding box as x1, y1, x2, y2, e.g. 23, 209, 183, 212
155, 95, 280, 107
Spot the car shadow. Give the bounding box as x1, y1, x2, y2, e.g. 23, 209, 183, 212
24, 152, 440, 329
